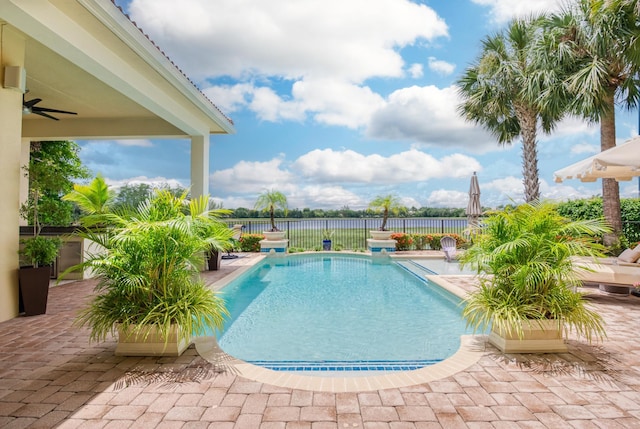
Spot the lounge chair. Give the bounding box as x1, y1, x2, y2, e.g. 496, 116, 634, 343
573, 244, 640, 293
440, 236, 457, 262
222, 224, 243, 260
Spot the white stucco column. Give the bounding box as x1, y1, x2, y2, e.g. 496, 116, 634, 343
190, 134, 210, 199
0, 26, 26, 322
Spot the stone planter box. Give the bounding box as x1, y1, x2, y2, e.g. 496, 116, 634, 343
115, 324, 191, 356
262, 231, 286, 241
369, 230, 394, 240
489, 319, 567, 353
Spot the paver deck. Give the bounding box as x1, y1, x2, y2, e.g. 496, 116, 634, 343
2, 252, 640, 428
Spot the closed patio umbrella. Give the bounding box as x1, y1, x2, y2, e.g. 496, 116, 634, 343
553, 135, 640, 183
465, 172, 482, 229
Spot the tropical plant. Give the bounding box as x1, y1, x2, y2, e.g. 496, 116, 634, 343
70, 189, 233, 345
254, 189, 288, 231
322, 230, 334, 240
368, 194, 402, 231
457, 16, 566, 203
62, 174, 116, 227
20, 141, 90, 229
543, 0, 640, 242
19, 235, 62, 268
459, 201, 610, 342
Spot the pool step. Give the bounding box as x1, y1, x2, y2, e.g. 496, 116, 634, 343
394, 260, 437, 280
247, 359, 443, 372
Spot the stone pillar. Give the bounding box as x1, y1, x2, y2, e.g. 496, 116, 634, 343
190, 134, 209, 199
0, 26, 26, 321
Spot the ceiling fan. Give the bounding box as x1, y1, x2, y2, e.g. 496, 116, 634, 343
22, 93, 77, 121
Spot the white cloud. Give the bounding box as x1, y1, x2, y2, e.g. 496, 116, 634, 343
210, 158, 295, 193
427, 57, 455, 76
205, 80, 385, 128
408, 64, 424, 79
482, 176, 525, 206
129, 0, 448, 82
470, 0, 564, 24
104, 176, 186, 190
367, 85, 496, 152
288, 185, 366, 209
291, 148, 481, 183
570, 143, 599, 155
203, 83, 255, 114
426, 189, 469, 208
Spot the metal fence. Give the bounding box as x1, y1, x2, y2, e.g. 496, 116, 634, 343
226, 217, 470, 250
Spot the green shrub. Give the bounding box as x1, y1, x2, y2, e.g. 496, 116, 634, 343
412, 234, 430, 250
239, 234, 264, 252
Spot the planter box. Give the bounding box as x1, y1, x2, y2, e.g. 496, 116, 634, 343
18, 266, 52, 316
489, 319, 567, 353
115, 325, 191, 356
263, 231, 286, 241
369, 230, 394, 240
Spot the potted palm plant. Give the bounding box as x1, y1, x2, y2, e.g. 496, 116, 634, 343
459, 201, 610, 353
368, 194, 401, 239
67, 189, 232, 356
254, 189, 288, 240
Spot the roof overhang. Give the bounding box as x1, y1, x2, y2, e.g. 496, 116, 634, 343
0, 0, 235, 140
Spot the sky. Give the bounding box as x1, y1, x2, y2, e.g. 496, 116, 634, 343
80, 0, 640, 210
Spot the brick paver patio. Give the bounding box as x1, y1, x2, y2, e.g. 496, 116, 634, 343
2, 252, 640, 428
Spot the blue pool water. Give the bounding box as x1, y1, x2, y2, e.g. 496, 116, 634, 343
214, 254, 475, 372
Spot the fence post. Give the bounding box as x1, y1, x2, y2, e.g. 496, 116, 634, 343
364, 219, 368, 249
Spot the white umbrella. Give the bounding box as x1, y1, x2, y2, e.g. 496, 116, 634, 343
465, 172, 482, 228
554, 135, 640, 183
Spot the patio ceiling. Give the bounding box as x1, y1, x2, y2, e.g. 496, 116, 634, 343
1, 0, 234, 141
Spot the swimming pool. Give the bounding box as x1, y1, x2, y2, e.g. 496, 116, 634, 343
214, 253, 475, 373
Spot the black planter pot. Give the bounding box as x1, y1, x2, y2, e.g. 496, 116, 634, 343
18, 266, 52, 316
207, 250, 222, 271
322, 240, 332, 251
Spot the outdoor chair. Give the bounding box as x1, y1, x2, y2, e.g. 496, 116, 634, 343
440, 236, 457, 262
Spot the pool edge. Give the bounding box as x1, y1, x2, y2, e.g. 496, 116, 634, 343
194, 334, 487, 392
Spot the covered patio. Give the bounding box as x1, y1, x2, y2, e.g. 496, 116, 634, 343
0, 0, 235, 322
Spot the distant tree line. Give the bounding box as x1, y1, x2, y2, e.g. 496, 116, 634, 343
230, 206, 468, 219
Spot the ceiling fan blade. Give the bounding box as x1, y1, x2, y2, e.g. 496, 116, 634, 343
24, 98, 42, 108
33, 107, 77, 115
32, 110, 60, 121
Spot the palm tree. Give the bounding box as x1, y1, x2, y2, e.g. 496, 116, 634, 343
254, 189, 288, 231
62, 174, 115, 220
368, 194, 402, 231
544, 0, 640, 243
457, 17, 566, 203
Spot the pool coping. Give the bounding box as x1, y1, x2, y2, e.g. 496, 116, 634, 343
200, 251, 487, 392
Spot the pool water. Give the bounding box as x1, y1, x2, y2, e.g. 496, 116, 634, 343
214, 254, 475, 372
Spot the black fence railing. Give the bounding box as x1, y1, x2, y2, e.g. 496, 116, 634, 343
227, 217, 470, 251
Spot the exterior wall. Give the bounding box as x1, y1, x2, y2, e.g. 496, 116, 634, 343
0, 27, 26, 322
